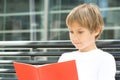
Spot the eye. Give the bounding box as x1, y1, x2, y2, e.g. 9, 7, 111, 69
78, 31, 84, 34
69, 31, 74, 34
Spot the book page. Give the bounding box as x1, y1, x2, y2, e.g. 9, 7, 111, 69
13, 62, 39, 80
38, 60, 78, 80
14, 60, 78, 80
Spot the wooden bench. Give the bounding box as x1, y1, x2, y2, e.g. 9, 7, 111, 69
0, 40, 120, 80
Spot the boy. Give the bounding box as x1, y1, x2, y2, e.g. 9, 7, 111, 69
58, 3, 116, 80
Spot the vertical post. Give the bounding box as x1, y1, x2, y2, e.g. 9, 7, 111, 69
43, 0, 49, 41
29, 0, 37, 41
3, 0, 7, 41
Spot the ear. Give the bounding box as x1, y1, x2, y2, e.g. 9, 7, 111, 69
94, 26, 101, 36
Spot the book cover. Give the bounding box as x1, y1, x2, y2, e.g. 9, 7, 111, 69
13, 60, 78, 80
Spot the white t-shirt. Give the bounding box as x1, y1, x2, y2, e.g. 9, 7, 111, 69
58, 49, 116, 80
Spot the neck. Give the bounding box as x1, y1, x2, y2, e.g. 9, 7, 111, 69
79, 44, 97, 52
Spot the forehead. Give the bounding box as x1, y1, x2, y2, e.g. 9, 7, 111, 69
68, 21, 80, 27
68, 21, 84, 29
67, 21, 91, 32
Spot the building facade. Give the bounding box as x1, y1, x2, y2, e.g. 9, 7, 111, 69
0, 0, 120, 41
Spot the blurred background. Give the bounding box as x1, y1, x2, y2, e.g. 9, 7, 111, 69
0, 0, 120, 41
0, 0, 120, 79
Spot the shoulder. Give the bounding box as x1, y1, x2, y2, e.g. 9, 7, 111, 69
97, 49, 116, 73
97, 49, 115, 62
99, 49, 114, 57
58, 51, 77, 62
60, 51, 78, 58
61, 51, 77, 56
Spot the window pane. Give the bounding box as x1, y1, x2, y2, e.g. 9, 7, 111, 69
35, 0, 44, 11
0, 17, 3, 30
0, 0, 4, 13
49, 0, 120, 40
5, 32, 30, 41
0, 17, 3, 41
6, 0, 29, 13
1, 16, 30, 41
0, 33, 3, 41
5, 16, 30, 30
48, 0, 84, 40
0, 0, 120, 41
48, 13, 68, 40
35, 15, 43, 29
50, 0, 83, 10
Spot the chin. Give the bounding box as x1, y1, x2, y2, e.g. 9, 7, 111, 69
74, 46, 86, 51
75, 46, 84, 50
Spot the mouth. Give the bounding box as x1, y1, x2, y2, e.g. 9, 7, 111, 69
73, 42, 80, 44
73, 43, 82, 49
73, 43, 81, 46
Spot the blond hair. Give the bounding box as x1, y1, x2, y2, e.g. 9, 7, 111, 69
66, 3, 104, 39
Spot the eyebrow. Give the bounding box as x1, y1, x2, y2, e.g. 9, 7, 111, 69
68, 28, 84, 32
77, 28, 83, 30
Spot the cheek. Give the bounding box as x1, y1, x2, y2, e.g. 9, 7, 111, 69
69, 33, 79, 41
80, 34, 95, 43
69, 34, 74, 42
86, 34, 96, 43
69, 33, 73, 39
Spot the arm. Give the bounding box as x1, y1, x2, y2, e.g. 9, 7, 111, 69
98, 56, 116, 80
58, 53, 74, 62
58, 54, 67, 62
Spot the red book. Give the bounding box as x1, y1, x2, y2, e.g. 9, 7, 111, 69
13, 60, 78, 80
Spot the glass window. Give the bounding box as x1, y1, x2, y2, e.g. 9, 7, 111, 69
5, 16, 30, 30
48, 0, 120, 40
0, 17, 3, 30
50, 0, 84, 10
0, 0, 120, 41
6, 0, 29, 13
0, 17, 3, 41
35, 0, 44, 11
5, 32, 30, 41
0, 0, 4, 13
48, 0, 83, 40
0, 33, 3, 41
48, 13, 68, 40
35, 15, 43, 29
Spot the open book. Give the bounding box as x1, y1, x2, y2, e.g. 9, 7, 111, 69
13, 60, 78, 80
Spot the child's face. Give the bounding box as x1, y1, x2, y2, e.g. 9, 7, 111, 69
68, 21, 97, 52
